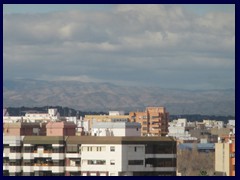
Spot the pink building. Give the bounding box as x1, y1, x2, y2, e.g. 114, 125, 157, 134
3, 122, 46, 136
46, 121, 77, 136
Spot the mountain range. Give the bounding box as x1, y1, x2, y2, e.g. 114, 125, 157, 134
3, 79, 235, 116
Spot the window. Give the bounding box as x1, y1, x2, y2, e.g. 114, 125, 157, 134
52, 160, 64, 166
142, 127, 147, 131
145, 158, 176, 167
23, 159, 34, 166
82, 172, 88, 176
128, 160, 144, 165
67, 145, 78, 153
87, 147, 93, 152
230, 153, 235, 158
24, 147, 33, 153
134, 147, 137, 152
110, 146, 115, 152
9, 160, 21, 166
75, 160, 81, 166
143, 121, 147, 125
110, 160, 115, 165
87, 160, 106, 165
145, 143, 176, 154
10, 146, 21, 153
53, 147, 64, 153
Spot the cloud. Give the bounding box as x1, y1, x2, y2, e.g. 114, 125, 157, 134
3, 4, 235, 90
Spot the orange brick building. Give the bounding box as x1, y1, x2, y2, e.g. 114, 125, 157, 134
129, 107, 169, 136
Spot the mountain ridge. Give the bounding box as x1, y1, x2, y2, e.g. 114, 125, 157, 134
3, 79, 235, 116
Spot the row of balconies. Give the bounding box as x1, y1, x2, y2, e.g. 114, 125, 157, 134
3, 165, 80, 173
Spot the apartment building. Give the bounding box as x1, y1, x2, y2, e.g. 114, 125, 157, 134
129, 107, 169, 136
4, 122, 47, 136
215, 134, 235, 176
46, 121, 76, 136
22, 136, 66, 176
3, 136, 177, 176
91, 121, 141, 136
84, 111, 130, 132
3, 136, 23, 176
3, 108, 60, 123
3, 121, 76, 136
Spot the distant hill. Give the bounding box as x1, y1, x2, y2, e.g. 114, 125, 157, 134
3, 79, 235, 116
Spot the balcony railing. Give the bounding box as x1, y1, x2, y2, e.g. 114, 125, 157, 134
34, 163, 53, 166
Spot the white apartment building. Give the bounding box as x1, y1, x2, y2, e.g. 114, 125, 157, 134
68, 136, 177, 176
91, 121, 141, 136
226, 120, 235, 135
3, 136, 23, 176
109, 111, 125, 116
3, 108, 61, 123
3, 136, 177, 176
168, 119, 191, 139
203, 120, 224, 129
228, 120, 235, 127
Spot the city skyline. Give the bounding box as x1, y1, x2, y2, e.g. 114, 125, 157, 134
3, 4, 235, 90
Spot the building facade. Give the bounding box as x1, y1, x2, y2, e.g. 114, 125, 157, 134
3, 122, 47, 136
84, 112, 130, 132
46, 121, 77, 136
3, 136, 177, 176
129, 107, 169, 136
215, 134, 235, 176
91, 121, 141, 136
3, 108, 60, 123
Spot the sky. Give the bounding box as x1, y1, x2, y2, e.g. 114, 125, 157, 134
3, 4, 235, 90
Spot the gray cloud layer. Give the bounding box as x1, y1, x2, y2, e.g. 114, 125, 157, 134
3, 4, 235, 89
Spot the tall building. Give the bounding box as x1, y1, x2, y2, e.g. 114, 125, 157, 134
3, 136, 177, 176
129, 107, 169, 136
215, 134, 235, 176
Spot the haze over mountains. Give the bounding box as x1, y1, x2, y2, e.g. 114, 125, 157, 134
3, 79, 235, 116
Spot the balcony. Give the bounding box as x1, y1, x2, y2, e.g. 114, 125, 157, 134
9, 153, 22, 159
151, 124, 160, 128
51, 153, 65, 160
3, 163, 9, 170
65, 166, 81, 172
33, 165, 51, 171
8, 166, 22, 172
34, 163, 53, 166
66, 153, 81, 158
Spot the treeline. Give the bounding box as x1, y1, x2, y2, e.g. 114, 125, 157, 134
5, 106, 234, 123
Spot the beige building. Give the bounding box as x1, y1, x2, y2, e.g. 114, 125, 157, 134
129, 107, 169, 136
84, 111, 129, 132
215, 135, 235, 176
